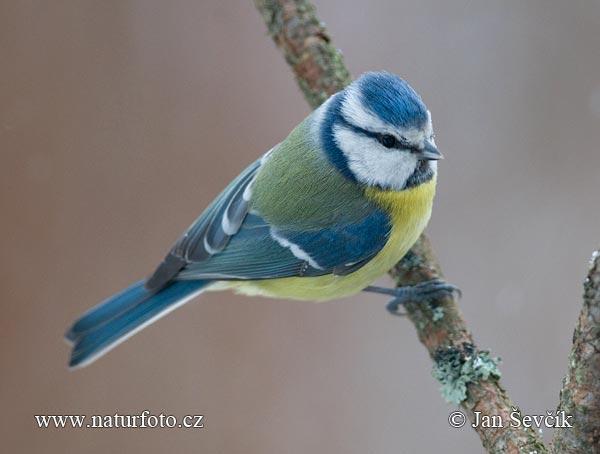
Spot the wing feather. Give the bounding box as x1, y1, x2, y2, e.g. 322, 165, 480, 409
174, 209, 391, 281
146, 140, 392, 290
145, 154, 266, 291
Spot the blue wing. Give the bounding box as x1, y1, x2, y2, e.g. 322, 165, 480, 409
146, 149, 392, 289
175, 207, 391, 281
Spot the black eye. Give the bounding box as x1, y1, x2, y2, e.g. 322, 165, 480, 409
379, 134, 397, 149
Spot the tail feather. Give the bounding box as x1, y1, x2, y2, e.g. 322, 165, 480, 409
65, 281, 149, 343
66, 280, 210, 369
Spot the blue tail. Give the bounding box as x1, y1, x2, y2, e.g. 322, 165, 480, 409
66, 280, 210, 368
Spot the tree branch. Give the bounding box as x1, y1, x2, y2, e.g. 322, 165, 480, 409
550, 249, 600, 453
255, 0, 351, 109
391, 237, 546, 454
254, 1, 548, 453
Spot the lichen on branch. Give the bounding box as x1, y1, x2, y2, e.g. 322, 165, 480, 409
433, 345, 502, 404
550, 249, 600, 454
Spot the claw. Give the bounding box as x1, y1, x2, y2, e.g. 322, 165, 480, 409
386, 298, 408, 316
414, 279, 462, 299
364, 279, 461, 314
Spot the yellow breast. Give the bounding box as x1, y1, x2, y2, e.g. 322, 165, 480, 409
216, 176, 436, 301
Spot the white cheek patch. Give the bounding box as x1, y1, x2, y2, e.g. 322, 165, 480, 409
333, 125, 418, 190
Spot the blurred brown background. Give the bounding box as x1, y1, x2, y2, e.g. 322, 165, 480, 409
2, 1, 600, 452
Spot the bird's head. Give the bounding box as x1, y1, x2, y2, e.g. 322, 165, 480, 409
316, 72, 441, 191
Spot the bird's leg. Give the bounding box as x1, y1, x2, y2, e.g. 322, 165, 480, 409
363, 279, 461, 316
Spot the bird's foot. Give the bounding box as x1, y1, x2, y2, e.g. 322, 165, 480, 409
364, 279, 461, 316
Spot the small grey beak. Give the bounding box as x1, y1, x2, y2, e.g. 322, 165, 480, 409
418, 141, 443, 161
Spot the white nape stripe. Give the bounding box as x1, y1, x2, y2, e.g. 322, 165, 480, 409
309, 96, 333, 139
333, 124, 419, 191
69, 284, 212, 369
270, 230, 323, 270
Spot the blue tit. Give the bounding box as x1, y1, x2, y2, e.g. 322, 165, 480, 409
66, 71, 457, 368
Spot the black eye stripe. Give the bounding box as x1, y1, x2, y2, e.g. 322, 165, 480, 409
337, 115, 418, 151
